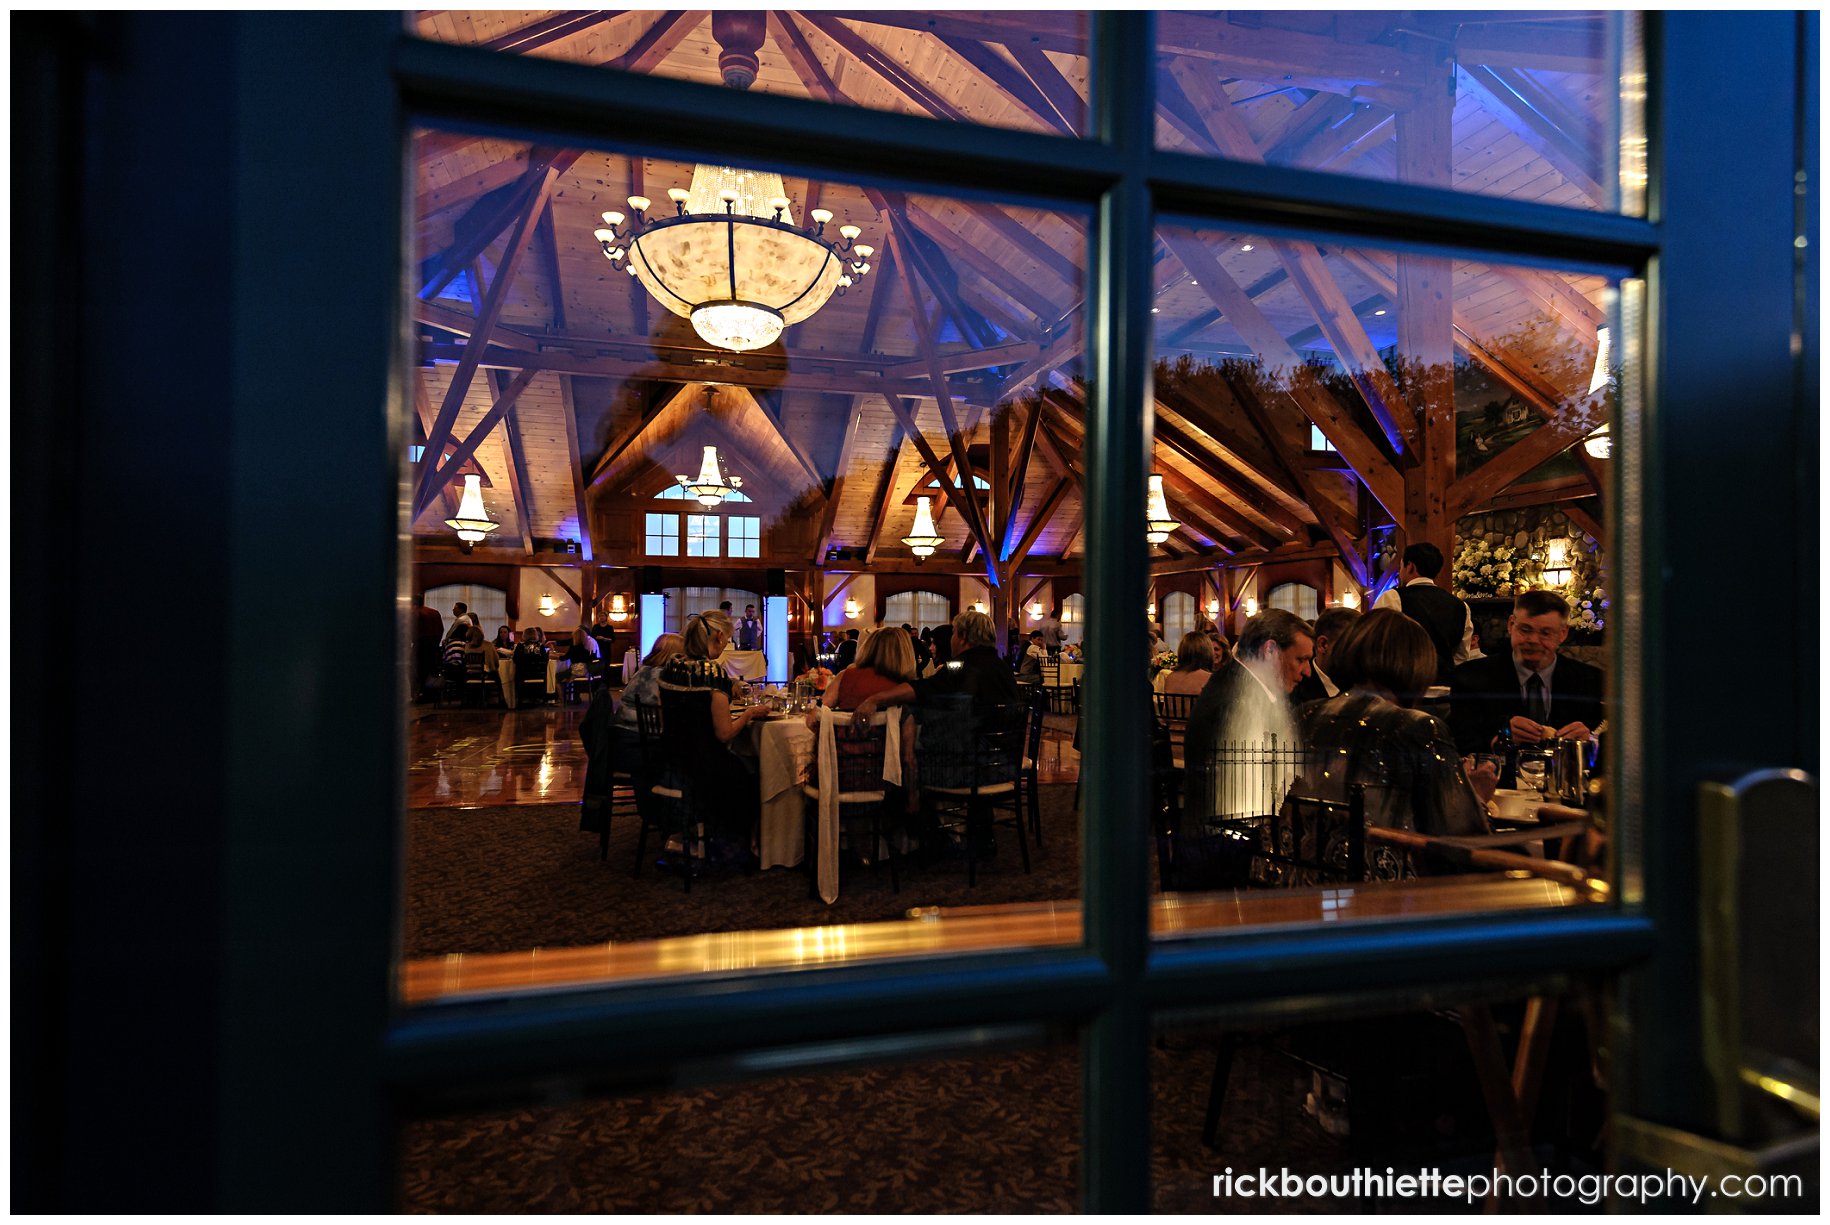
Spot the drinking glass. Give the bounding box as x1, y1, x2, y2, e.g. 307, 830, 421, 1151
1517, 759, 1548, 797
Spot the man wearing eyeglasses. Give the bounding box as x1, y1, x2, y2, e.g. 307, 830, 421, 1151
1450, 589, 1604, 755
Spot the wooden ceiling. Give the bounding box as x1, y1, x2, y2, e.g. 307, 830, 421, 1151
409, 11, 1617, 587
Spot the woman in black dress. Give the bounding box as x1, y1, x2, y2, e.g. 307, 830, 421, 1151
657, 610, 766, 850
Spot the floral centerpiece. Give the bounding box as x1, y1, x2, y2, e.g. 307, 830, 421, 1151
1151, 651, 1178, 676
1451, 537, 1521, 598
793, 665, 835, 692
1568, 586, 1608, 633
1061, 643, 1083, 662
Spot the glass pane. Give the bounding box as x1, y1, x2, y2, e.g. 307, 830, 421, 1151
1155, 11, 1647, 215
411, 11, 1090, 137
1143, 216, 1630, 932
402, 1032, 1081, 1211
1153, 988, 1611, 1210
405, 124, 1090, 999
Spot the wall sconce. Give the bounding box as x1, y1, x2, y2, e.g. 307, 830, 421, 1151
843, 596, 861, 620
1341, 589, 1361, 609
1146, 600, 1157, 619
970, 600, 987, 614
1205, 598, 1221, 619
1244, 596, 1259, 618
537, 594, 559, 617
1539, 537, 1573, 588
1028, 602, 1045, 621
608, 593, 629, 622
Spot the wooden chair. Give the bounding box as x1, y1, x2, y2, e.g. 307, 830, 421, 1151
801, 708, 900, 897
632, 700, 696, 889
916, 699, 1031, 886
1019, 689, 1047, 845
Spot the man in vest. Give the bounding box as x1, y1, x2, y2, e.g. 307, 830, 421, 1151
1372, 542, 1478, 685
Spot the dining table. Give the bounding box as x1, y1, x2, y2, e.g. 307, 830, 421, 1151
718, 648, 769, 681
495, 653, 561, 709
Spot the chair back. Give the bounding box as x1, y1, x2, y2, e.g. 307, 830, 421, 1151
915, 696, 1023, 793
812, 707, 893, 801
1260, 783, 1370, 886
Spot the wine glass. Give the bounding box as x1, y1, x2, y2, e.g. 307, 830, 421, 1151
1517, 758, 1548, 797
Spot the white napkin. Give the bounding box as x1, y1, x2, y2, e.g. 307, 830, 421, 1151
814, 707, 898, 904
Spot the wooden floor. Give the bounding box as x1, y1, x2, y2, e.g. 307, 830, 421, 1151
406, 697, 1082, 809
407, 702, 590, 809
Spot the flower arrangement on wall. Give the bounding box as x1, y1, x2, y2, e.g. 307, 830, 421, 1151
1453, 508, 1608, 633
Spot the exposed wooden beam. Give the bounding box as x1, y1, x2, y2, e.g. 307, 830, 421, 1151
1160, 232, 1405, 517
479, 10, 619, 54
1005, 40, 1085, 136
416, 368, 538, 518
413, 163, 562, 515
1473, 475, 1594, 514
1457, 65, 1603, 204
538, 565, 583, 606
488, 370, 537, 554
861, 423, 908, 565
1445, 411, 1601, 520
587, 383, 694, 487
1001, 399, 1043, 558
811, 398, 868, 563
1005, 476, 1073, 571
415, 152, 532, 219
1562, 502, 1604, 545
936, 35, 1073, 135
412, 374, 463, 523
535, 203, 566, 332
606, 11, 707, 73
556, 374, 596, 561
879, 396, 989, 556
1396, 81, 1458, 564
798, 12, 970, 124
419, 150, 578, 301
730, 387, 824, 494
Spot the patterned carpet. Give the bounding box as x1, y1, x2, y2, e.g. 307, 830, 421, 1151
403, 786, 1088, 958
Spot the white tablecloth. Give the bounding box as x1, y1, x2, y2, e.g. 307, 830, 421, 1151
719, 648, 768, 681
495, 656, 560, 709
1056, 660, 1083, 688
755, 717, 815, 871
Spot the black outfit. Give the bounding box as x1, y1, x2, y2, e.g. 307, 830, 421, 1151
1293, 692, 1490, 841
577, 687, 615, 834
1396, 582, 1471, 685
911, 644, 1022, 717
834, 637, 858, 670
657, 655, 758, 840
1289, 669, 1329, 709
736, 615, 763, 651
1449, 651, 1605, 757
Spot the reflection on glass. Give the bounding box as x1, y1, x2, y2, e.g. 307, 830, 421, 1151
1154, 11, 1645, 215
1144, 220, 1619, 924
404, 123, 1091, 994
411, 10, 1090, 136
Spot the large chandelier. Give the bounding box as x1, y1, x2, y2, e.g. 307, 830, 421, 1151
900, 495, 945, 562
678, 444, 742, 508
1145, 473, 1180, 545
593, 165, 872, 353
445, 473, 500, 545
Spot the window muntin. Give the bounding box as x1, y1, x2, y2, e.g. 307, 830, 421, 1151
1265, 581, 1319, 622
1160, 590, 1197, 646
883, 590, 953, 633
645, 512, 680, 556
728, 515, 761, 559
686, 514, 720, 557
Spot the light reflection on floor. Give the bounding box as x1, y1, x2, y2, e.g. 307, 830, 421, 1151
407, 705, 589, 809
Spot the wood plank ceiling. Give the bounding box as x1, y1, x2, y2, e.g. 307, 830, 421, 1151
409, 10, 1618, 581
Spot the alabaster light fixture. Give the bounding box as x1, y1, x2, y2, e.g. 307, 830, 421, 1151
537, 594, 559, 617
1145, 474, 1179, 545
1582, 423, 1612, 459
678, 444, 743, 508
1244, 596, 1260, 617
843, 596, 861, 620
900, 495, 945, 562
1146, 600, 1157, 619
593, 166, 872, 353
1539, 537, 1574, 588
1341, 589, 1362, 609
608, 594, 629, 623
1029, 602, 1046, 621
445, 473, 500, 545
1206, 597, 1221, 619
971, 600, 987, 614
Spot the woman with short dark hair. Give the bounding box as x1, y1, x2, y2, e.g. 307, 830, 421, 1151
1288, 610, 1495, 843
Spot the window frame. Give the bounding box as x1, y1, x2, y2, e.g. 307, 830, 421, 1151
200, 11, 1800, 1210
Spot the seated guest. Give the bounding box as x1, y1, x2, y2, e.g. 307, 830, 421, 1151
443, 600, 472, 647
823, 625, 918, 713
564, 626, 600, 679
850, 610, 1021, 725
1450, 590, 1604, 758
462, 624, 498, 673
1289, 609, 1496, 843
1290, 606, 1361, 707
1184, 609, 1314, 822
657, 611, 764, 854
594, 633, 683, 781
493, 624, 515, 652
1158, 631, 1215, 697
911, 626, 932, 676
1016, 630, 1047, 683
441, 629, 469, 673
930, 624, 953, 670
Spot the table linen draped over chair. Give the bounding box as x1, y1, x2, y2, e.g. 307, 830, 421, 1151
808, 706, 902, 904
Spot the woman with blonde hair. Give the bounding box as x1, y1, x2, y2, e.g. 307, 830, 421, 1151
823, 624, 917, 712
658, 611, 762, 855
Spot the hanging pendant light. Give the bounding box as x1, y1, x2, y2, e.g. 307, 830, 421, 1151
608, 594, 629, 623
843, 596, 861, 620
1244, 596, 1259, 617
1341, 589, 1361, 609
1145, 474, 1179, 545
677, 444, 743, 508
445, 473, 500, 545
900, 495, 945, 561
537, 594, 559, 617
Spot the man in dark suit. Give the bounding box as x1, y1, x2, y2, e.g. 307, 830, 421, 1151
834, 628, 860, 670
1290, 605, 1360, 708
1185, 608, 1314, 820
1450, 589, 1604, 756
1373, 542, 1477, 685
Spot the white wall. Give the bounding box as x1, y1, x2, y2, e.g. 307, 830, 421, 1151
823, 574, 874, 633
